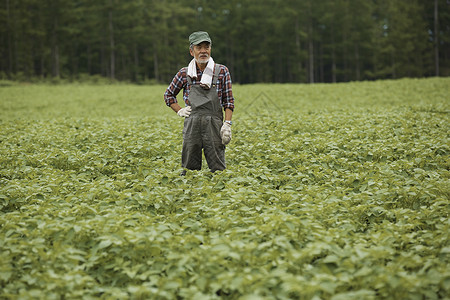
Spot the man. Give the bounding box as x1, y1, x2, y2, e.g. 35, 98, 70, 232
164, 31, 235, 175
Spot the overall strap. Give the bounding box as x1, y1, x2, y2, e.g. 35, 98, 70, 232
186, 67, 192, 85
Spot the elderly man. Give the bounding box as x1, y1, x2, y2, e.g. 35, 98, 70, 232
164, 31, 235, 175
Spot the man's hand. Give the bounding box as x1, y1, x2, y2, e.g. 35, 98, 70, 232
220, 122, 232, 145
177, 106, 192, 117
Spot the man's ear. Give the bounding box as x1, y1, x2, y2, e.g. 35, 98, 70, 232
189, 47, 194, 57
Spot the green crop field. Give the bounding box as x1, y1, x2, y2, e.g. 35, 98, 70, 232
0, 78, 449, 299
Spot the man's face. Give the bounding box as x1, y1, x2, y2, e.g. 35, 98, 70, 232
190, 42, 211, 64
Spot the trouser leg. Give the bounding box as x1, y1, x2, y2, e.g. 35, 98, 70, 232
181, 140, 202, 170
182, 117, 202, 170
203, 116, 226, 172
204, 141, 226, 172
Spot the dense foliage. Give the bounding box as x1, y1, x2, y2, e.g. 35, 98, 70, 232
0, 0, 449, 83
0, 78, 449, 299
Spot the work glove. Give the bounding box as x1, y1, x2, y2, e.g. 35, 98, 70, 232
177, 106, 192, 117
220, 122, 232, 145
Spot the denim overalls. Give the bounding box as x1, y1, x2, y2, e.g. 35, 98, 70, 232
182, 64, 226, 172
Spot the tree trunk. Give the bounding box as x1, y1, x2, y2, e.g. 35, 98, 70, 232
391, 50, 396, 79
343, 33, 348, 81
6, 0, 13, 76
101, 43, 106, 77
109, 2, 115, 80
309, 38, 314, 83
277, 43, 283, 82
153, 51, 159, 82
308, 15, 314, 83
331, 20, 336, 83
72, 47, 78, 79
319, 42, 324, 82
51, 19, 60, 78
434, 0, 439, 76
295, 16, 302, 82
40, 38, 45, 78
355, 44, 360, 80
134, 44, 139, 82
332, 48, 336, 83
307, 1, 314, 83
87, 43, 91, 74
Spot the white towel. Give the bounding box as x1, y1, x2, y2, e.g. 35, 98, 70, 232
187, 57, 215, 89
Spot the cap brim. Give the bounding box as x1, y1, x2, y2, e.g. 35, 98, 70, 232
192, 39, 211, 45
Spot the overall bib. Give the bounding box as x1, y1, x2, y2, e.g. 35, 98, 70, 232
182, 64, 226, 172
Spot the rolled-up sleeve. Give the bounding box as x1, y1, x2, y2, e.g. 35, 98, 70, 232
164, 68, 186, 107
221, 66, 235, 111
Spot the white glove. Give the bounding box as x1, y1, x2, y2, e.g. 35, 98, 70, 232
177, 106, 192, 117
220, 122, 232, 145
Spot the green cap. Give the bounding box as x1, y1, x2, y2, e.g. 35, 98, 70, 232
189, 31, 211, 46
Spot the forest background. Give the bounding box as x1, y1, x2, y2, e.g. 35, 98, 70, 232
1, 0, 449, 84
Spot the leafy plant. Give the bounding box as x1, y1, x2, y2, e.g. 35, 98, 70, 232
0, 78, 449, 299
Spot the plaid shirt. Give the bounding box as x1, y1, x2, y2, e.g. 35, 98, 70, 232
164, 64, 235, 111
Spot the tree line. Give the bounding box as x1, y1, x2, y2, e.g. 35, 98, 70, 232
0, 0, 449, 84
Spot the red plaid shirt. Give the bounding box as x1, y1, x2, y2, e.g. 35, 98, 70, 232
164, 64, 235, 111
